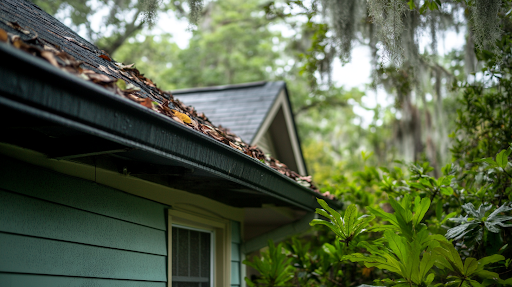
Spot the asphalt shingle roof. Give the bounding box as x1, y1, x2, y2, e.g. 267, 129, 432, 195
0, 0, 335, 199
173, 81, 284, 143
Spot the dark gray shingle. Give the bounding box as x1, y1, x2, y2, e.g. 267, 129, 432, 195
173, 82, 284, 143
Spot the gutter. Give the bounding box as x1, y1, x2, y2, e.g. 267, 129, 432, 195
0, 43, 342, 211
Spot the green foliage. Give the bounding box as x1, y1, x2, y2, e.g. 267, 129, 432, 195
345, 230, 439, 287
243, 240, 295, 287
446, 202, 512, 250
433, 239, 505, 286
367, 195, 431, 241
310, 200, 375, 246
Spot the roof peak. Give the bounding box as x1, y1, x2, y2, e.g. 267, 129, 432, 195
172, 81, 285, 95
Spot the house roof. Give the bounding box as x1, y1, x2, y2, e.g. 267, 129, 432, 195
0, 0, 340, 210
173, 81, 283, 143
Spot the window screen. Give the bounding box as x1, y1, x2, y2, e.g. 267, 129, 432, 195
172, 226, 212, 287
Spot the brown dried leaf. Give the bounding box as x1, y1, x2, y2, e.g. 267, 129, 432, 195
98, 65, 112, 75
40, 51, 59, 67
144, 78, 156, 87
6, 21, 30, 34
114, 62, 135, 69
0, 28, 7, 42
229, 141, 243, 151
87, 72, 114, 83
108, 65, 119, 74
43, 44, 59, 52
99, 54, 112, 61
172, 116, 185, 125
140, 98, 153, 109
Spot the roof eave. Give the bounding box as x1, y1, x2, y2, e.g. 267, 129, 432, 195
0, 43, 341, 211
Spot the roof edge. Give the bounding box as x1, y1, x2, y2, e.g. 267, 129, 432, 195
171, 81, 268, 95
0, 43, 341, 210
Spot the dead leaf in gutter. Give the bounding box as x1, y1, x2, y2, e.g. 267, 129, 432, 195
87, 72, 114, 83
108, 65, 119, 74
172, 110, 192, 124
114, 62, 135, 69
40, 51, 59, 67
229, 141, 243, 151
98, 65, 112, 75
125, 83, 140, 92
139, 98, 153, 109
0, 28, 7, 42
6, 21, 30, 34
171, 116, 185, 125
43, 44, 59, 52
99, 54, 112, 61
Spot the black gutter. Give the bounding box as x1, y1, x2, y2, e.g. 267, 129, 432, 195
0, 43, 342, 211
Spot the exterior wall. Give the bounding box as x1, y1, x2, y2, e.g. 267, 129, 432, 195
0, 156, 168, 286
0, 146, 246, 287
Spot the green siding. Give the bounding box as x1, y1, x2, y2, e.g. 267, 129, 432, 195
0, 189, 166, 255
0, 274, 166, 287
231, 221, 242, 287
0, 156, 166, 230
0, 157, 169, 286
0, 233, 167, 281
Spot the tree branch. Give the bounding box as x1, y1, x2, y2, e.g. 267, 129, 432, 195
294, 99, 348, 116
102, 9, 144, 55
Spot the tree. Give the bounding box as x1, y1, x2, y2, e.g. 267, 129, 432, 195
29, 0, 205, 54
111, 0, 282, 89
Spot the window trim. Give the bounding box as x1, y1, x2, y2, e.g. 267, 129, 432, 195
168, 209, 231, 287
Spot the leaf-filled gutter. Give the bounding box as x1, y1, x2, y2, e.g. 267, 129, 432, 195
0, 16, 336, 201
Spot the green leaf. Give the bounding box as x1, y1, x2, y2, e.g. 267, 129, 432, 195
496, 149, 509, 169
407, 0, 415, 9
477, 254, 505, 268
116, 79, 127, 90
500, 277, 512, 285
468, 279, 484, 287
312, 199, 374, 244
475, 270, 500, 280
436, 201, 443, 221
463, 257, 479, 276
412, 197, 431, 227
441, 187, 454, 196
474, 158, 499, 168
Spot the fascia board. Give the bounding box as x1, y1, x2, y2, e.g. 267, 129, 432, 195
252, 88, 307, 175
0, 43, 342, 211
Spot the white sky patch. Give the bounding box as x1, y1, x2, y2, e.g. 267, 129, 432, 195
150, 10, 192, 49
332, 44, 372, 90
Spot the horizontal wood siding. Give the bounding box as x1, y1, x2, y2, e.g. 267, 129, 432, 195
0, 273, 165, 287
0, 157, 168, 285
0, 190, 166, 255
0, 156, 166, 230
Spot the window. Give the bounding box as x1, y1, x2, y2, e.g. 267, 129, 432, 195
168, 209, 231, 287
171, 225, 213, 287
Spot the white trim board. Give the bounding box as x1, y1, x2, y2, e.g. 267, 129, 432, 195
252, 90, 307, 175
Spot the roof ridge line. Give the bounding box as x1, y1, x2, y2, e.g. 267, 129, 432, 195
171, 81, 270, 94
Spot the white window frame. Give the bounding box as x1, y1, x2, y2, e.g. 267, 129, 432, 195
168, 209, 231, 287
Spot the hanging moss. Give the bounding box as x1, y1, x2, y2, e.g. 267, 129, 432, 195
142, 0, 161, 27
188, 0, 204, 26
471, 0, 502, 52
367, 0, 408, 66
321, 0, 362, 63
